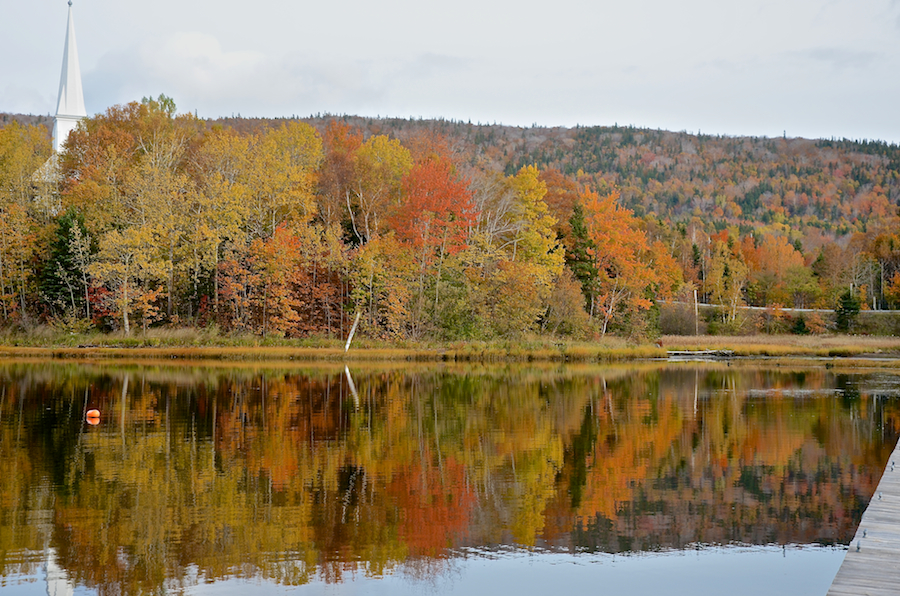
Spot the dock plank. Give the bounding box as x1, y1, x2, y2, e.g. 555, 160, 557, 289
827, 440, 900, 595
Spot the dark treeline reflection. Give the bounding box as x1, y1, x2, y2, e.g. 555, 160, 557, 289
1, 362, 898, 594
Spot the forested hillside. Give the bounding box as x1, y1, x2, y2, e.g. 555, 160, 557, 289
1, 102, 899, 339
287, 115, 900, 236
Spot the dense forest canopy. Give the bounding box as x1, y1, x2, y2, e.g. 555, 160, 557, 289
1, 101, 899, 339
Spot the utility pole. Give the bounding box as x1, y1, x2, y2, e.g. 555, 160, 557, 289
694, 288, 699, 336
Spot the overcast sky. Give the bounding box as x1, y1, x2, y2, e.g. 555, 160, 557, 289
3, 0, 899, 142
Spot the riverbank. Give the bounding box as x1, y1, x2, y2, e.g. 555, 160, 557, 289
662, 335, 900, 358
0, 328, 898, 363
0, 342, 664, 363
0, 328, 661, 361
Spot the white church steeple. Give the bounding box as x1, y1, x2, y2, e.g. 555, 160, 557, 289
52, 0, 87, 153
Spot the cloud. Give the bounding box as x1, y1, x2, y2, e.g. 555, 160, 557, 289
83, 32, 393, 117
84, 35, 480, 119
0, 84, 55, 116
146, 32, 266, 91
797, 47, 881, 70
398, 53, 471, 80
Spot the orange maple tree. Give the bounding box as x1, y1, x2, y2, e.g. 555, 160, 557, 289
581, 190, 673, 335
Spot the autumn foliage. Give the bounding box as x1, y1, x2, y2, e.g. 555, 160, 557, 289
2, 101, 900, 339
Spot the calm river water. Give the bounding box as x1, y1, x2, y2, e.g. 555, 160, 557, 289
1, 360, 899, 595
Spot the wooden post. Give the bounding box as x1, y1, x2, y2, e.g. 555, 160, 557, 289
344, 311, 361, 353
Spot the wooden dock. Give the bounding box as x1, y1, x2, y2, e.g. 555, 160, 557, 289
828, 438, 900, 595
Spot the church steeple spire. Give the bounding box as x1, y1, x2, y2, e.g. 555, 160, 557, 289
52, 1, 87, 153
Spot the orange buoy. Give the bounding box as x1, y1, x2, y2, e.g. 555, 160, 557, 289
86, 409, 101, 424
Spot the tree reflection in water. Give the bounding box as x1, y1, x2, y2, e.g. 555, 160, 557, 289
0, 362, 897, 594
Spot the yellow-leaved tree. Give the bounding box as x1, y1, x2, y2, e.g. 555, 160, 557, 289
705, 233, 750, 326
348, 136, 413, 244
191, 128, 251, 315
243, 121, 323, 242
0, 123, 51, 321
349, 233, 416, 338
89, 226, 167, 334
460, 165, 565, 337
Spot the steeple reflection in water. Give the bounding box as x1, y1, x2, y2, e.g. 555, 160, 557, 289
0, 362, 897, 595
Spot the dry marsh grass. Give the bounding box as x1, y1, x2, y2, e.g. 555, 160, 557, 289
661, 335, 900, 357
0, 345, 443, 362
0, 332, 665, 364
0, 326, 897, 364
440, 339, 665, 363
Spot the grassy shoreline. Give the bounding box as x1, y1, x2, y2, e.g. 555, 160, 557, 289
0, 342, 666, 363
0, 329, 898, 363
661, 334, 900, 358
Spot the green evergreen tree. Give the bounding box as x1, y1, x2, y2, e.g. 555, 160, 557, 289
40, 210, 95, 319
692, 243, 703, 278
565, 202, 598, 314
791, 315, 809, 335
835, 289, 860, 332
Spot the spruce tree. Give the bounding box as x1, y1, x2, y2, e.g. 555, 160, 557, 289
40, 210, 94, 319
835, 289, 860, 332
566, 202, 598, 314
